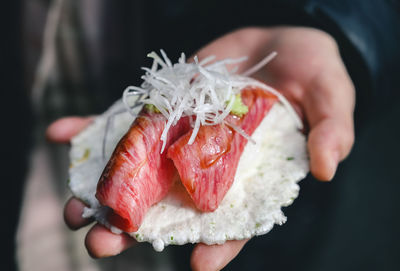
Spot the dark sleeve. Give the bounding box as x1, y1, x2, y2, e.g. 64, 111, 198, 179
270, 0, 400, 128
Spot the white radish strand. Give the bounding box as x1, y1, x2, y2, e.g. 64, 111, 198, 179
241, 51, 277, 77
122, 50, 302, 152
224, 120, 256, 145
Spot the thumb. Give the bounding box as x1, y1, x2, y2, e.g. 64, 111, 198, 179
304, 72, 355, 181
308, 118, 354, 181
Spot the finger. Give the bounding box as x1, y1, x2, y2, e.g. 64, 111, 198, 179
46, 117, 93, 143
85, 224, 136, 258
304, 71, 355, 181
191, 239, 248, 271
64, 197, 94, 230
308, 119, 354, 181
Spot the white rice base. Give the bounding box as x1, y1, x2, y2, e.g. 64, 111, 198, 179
69, 99, 308, 252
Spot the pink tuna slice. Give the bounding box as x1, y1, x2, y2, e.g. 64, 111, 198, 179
96, 111, 190, 232
167, 87, 278, 212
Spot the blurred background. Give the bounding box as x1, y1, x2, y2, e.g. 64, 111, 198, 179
2, 0, 400, 270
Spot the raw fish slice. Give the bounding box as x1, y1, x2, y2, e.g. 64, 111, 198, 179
96, 111, 190, 232
168, 87, 277, 211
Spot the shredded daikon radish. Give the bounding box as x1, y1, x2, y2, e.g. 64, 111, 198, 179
123, 50, 302, 152
241, 51, 277, 77
224, 120, 256, 144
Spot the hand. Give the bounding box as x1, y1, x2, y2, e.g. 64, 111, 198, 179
196, 27, 355, 182
47, 26, 355, 270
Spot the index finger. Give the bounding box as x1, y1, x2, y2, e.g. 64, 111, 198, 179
46, 117, 93, 143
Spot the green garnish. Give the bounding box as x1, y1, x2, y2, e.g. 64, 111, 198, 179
144, 103, 161, 113
229, 94, 248, 117
76, 148, 90, 163
286, 157, 295, 161
135, 233, 142, 241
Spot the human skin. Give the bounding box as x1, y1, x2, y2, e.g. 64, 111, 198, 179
47, 27, 355, 270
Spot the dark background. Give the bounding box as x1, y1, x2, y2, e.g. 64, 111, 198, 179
1, 1, 33, 271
